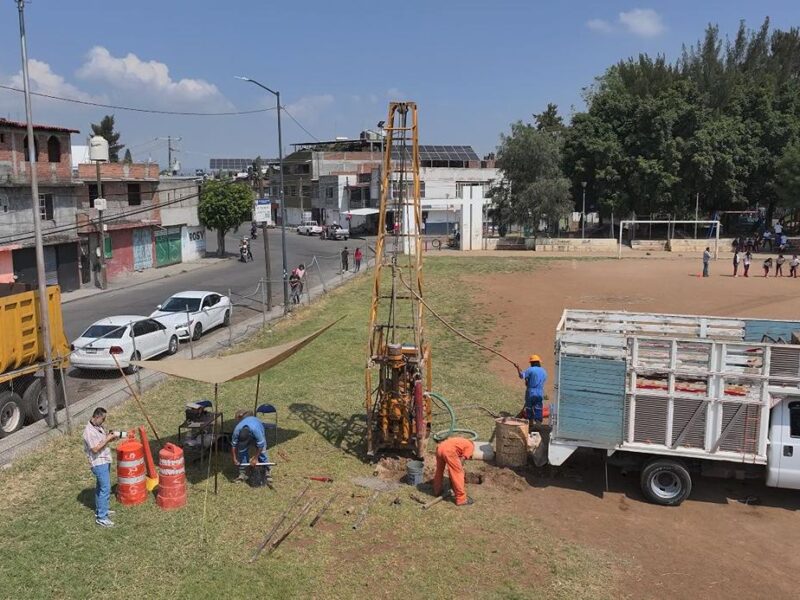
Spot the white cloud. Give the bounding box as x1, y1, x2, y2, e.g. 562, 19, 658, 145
77, 46, 228, 106
586, 19, 613, 34
618, 9, 665, 38
7, 59, 99, 102
283, 94, 334, 123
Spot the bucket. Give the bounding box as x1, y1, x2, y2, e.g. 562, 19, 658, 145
494, 417, 529, 467
406, 460, 424, 485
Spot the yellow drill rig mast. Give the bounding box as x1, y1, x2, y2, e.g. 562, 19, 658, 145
365, 102, 431, 458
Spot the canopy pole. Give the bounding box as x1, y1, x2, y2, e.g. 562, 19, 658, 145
213, 383, 219, 495
253, 373, 261, 415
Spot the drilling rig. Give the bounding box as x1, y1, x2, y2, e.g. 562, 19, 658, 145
365, 101, 431, 458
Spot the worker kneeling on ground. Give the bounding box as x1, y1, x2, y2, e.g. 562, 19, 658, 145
518, 353, 548, 426
433, 437, 475, 506
231, 410, 270, 484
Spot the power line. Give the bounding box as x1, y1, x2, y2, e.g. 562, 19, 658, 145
0, 84, 278, 116
281, 106, 320, 142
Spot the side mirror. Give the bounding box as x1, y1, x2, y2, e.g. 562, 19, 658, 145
156, 304, 162, 310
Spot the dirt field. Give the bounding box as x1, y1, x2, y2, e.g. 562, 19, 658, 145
469, 256, 800, 600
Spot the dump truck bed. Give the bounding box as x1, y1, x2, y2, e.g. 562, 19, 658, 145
552, 310, 800, 465
0, 286, 70, 385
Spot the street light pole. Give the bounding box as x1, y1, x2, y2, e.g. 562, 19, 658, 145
581, 181, 587, 239
17, 0, 58, 428
236, 76, 290, 313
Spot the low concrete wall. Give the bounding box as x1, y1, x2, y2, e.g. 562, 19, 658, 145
535, 238, 617, 252
668, 238, 732, 252
630, 240, 667, 251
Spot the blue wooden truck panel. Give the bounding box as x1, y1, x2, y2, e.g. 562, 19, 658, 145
743, 319, 800, 343
557, 355, 627, 446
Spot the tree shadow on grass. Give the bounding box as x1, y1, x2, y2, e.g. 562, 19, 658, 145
289, 402, 367, 461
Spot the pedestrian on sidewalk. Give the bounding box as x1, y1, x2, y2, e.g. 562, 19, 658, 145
341, 246, 349, 273
292, 263, 306, 296
702, 247, 711, 277
354, 247, 363, 272
743, 251, 752, 277
289, 271, 301, 304
83, 407, 120, 528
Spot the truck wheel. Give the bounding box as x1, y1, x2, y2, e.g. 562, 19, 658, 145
0, 391, 24, 437
21, 378, 65, 424
640, 459, 692, 506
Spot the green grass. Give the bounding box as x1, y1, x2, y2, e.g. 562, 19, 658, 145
0, 256, 617, 599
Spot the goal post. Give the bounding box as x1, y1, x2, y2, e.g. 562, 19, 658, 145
617, 220, 721, 259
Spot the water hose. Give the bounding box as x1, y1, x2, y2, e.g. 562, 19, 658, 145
428, 391, 478, 442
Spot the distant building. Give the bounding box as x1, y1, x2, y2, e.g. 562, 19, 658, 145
0, 118, 82, 290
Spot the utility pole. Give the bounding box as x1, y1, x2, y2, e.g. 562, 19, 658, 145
581, 181, 587, 239
157, 136, 182, 174
17, 0, 58, 428
256, 168, 273, 311
96, 159, 107, 289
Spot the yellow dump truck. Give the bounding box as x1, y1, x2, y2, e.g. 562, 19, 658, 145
0, 286, 69, 437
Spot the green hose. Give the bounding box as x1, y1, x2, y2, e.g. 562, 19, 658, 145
428, 391, 479, 442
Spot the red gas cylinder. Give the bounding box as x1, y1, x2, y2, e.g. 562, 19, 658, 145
157, 442, 187, 510
116, 440, 147, 506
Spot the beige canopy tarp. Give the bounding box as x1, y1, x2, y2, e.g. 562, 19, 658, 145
131, 319, 340, 384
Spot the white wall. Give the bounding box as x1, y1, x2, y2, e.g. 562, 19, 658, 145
181, 225, 206, 262
158, 177, 201, 227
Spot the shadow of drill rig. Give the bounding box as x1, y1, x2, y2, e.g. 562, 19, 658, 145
289, 403, 368, 460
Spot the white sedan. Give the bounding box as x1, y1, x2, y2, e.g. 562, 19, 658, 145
150, 291, 231, 341
70, 316, 179, 374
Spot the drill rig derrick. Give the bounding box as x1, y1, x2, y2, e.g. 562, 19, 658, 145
365, 102, 431, 458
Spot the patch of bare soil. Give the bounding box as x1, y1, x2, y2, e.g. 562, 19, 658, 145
467, 257, 800, 600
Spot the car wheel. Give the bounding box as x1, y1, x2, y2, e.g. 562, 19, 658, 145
344, 236, 349, 240
223, 310, 231, 326
21, 377, 65, 423
192, 322, 203, 341
168, 335, 179, 355
0, 391, 24, 437
640, 459, 692, 506
124, 352, 141, 375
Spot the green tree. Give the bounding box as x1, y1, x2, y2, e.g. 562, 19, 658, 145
90, 115, 125, 162
774, 143, 800, 212
198, 181, 253, 256
533, 103, 564, 133
123, 148, 133, 164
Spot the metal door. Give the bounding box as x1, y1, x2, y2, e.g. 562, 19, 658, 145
132, 228, 153, 271
778, 400, 800, 489
155, 227, 182, 267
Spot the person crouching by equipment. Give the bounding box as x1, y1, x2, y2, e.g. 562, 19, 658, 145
433, 437, 475, 506
231, 409, 271, 484
518, 354, 548, 426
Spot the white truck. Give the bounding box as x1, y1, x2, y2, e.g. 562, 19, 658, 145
545, 309, 800, 505
296, 220, 322, 236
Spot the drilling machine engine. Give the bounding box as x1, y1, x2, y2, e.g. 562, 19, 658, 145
365, 101, 431, 458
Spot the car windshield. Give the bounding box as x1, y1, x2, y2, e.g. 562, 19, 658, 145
160, 297, 201, 312
82, 324, 126, 339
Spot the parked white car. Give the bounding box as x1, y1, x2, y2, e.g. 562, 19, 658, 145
296, 220, 322, 235
150, 291, 231, 341
70, 316, 179, 374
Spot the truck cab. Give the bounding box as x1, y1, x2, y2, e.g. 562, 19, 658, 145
766, 397, 800, 489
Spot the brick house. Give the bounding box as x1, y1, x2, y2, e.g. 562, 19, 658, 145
0, 118, 82, 291
76, 162, 162, 281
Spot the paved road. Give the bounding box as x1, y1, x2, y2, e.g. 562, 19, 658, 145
62, 228, 369, 340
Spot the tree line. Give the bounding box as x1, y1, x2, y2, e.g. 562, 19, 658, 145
492, 19, 800, 234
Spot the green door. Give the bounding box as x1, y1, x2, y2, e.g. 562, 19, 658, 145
155, 227, 182, 267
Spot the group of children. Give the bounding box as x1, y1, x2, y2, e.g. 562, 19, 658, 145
732, 250, 799, 278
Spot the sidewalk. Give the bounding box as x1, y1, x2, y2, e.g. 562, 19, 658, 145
62, 256, 231, 304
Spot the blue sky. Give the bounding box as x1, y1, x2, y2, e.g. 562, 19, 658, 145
1, 1, 799, 170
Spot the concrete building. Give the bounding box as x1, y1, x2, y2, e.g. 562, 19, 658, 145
0, 118, 82, 290
157, 176, 204, 262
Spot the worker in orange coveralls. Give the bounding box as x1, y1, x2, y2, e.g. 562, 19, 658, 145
433, 436, 475, 506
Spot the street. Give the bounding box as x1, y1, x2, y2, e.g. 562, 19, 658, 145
62, 227, 369, 341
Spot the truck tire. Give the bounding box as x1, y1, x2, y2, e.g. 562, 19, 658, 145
640, 459, 692, 506
22, 377, 66, 423
0, 391, 25, 437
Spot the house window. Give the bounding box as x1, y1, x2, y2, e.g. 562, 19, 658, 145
88, 184, 99, 208
301, 185, 310, 198
0, 133, 5, 144
127, 183, 142, 206
0, 195, 8, 213
39, 193, 54, 221
326, 187, 334, 199
288, 186, 297, 197
47, 136, 61, 163
23, 135, 39, 161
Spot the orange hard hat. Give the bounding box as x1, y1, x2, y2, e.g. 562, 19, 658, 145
529, 354, 541, 363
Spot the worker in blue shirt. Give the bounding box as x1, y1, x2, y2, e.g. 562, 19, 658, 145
230, 410, 269, 483
518, 354, 548, 425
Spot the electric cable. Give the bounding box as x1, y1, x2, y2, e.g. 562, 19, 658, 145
280, 106, 320, 142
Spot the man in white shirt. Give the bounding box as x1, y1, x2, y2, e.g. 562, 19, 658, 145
83, 407, 119, 527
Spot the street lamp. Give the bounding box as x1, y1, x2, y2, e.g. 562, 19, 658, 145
581, 181, 587, 239
235, 76, 289, 313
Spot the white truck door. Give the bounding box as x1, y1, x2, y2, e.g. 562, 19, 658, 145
776, 399, 800, 489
